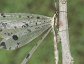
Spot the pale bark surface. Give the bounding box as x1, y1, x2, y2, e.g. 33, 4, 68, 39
59, 0, 74, 64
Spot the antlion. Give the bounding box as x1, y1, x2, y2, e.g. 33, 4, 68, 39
0, 0, 74, 64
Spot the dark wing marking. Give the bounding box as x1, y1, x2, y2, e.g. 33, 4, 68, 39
0, 23, 51, 50
0, 13, 51, 21
0, 42, 6, 49
0, 13, 52, 50
0, 13, 52, 38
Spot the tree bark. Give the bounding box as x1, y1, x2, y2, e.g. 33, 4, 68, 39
58, 0, 74, 64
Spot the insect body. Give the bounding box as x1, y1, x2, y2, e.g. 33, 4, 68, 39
0, 0, 74, 64
0, 13, 54, 64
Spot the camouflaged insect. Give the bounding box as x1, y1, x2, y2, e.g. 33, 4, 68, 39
0, 12, 57, 64
0, 13, 53, 50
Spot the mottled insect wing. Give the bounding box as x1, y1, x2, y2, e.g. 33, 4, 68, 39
0, 13, 52, 50
0, 13, 52, 37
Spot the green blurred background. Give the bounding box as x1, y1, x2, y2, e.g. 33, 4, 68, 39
0, 0, 84, 64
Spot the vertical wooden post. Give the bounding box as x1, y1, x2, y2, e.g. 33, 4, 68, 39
58, 0, 74, 64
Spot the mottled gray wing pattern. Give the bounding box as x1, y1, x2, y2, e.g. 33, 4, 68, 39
0, 13, 52, 37
0, 13, 52, 50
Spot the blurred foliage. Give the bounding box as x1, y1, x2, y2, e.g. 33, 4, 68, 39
68, 0, 84, 64
0, 0, 84, 64
0, 0, 54, 16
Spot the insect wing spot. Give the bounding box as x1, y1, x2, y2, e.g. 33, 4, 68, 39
22, 25, 26, 28
37, 16, 40, 19
8, 33, 11, 36
0, 42, 6, 49
27, 16, 30, 18
25, 23, 29, 27
1, 13, 6, 17
0, 28, 2, 32
1, 13, 4, 16
26, 53, 30, 58
14, 26, 17, 29
0, 42, 5, 46
17, 42, 20, 45
9, 47, 11, 50
36, 22, 37, 25
12, 35, 18, 40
